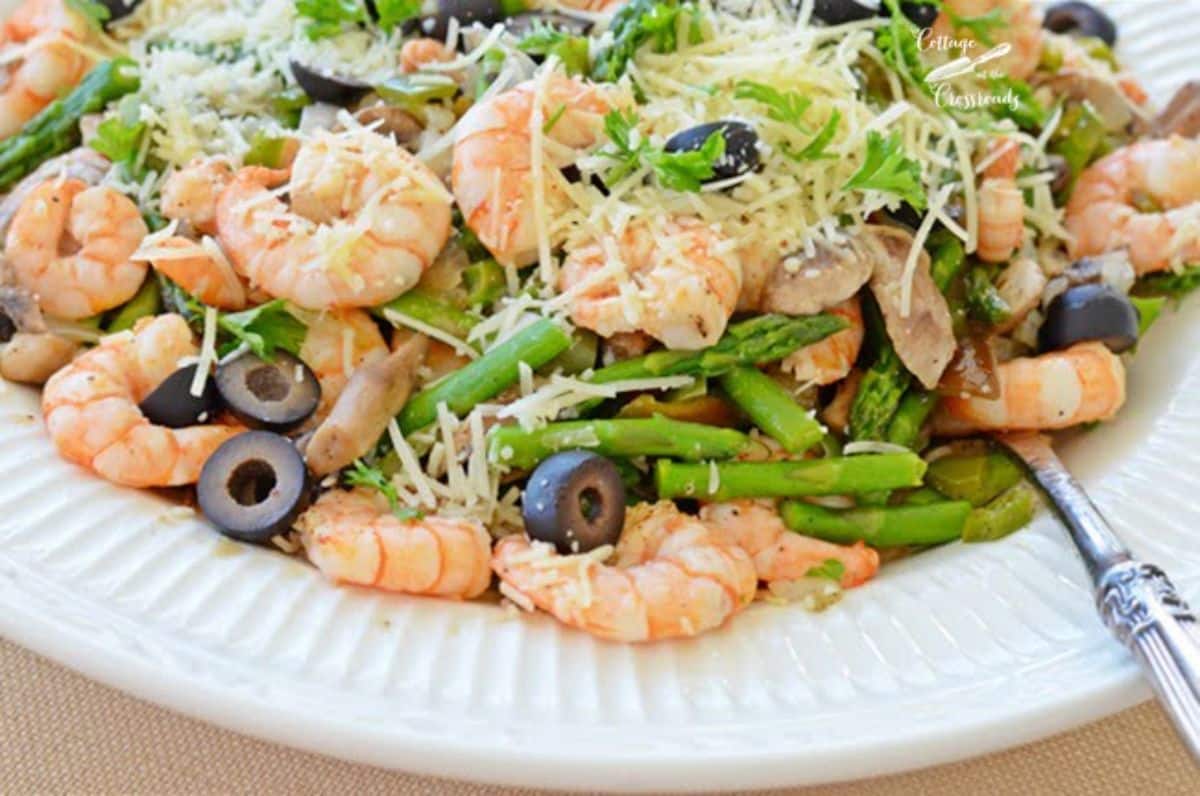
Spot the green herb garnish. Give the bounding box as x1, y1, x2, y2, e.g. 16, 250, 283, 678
842, 130, 926, 210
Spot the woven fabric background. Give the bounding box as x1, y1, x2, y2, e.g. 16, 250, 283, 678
2, 639, 1196, 795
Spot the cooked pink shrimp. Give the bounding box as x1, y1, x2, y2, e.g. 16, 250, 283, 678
934, 341, 1125, 434
297, 308, 389, 419
400, 38, 453, 73
216, 127, 452, 309
559, 217, 742, 349
297, 489, 493, 599
977, 137, 1025, 264
160, 158, 235, 236
932, 0, 1043, 81
699, 500, 879, 589
5, 178, 148, 319
493, 501, 757, 643
781, 297, 864, 386
1065, 137, 1200, 275
136, 236, 248, 310
40, 314, 240, 487
0, 0, 94, 139
452, 73, 629, 266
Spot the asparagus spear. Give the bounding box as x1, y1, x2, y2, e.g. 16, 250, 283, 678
463, 258, 507, 307
780, 498, 972, 547
718, 366, 823, 454
885, 390, 938, 448
964, 266, 1012, 326
928, 230, 966, 293
376, 289, 480, 342
488, 416, 752, 470
961, 481, 1038, 542
926, 449, 1023, 506
0, 58, 140, 191
850, 342, 910, 441
397, 318, 571, 433
654, 453, 926, 500
105, 276, 161, 333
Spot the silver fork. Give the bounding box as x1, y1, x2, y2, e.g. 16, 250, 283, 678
1000, 432, 1200, 760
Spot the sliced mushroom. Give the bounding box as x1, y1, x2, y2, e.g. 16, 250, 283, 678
1045, 71, 1135, 132
864, 225, 956, 390
754, 237, 875, 316
305, 334, 429, 476
1147, 81, 1200, 138
0, 332, 79, 384
354, 102, 423, 145
994, 256, 1048, 334
0, 148, 110, 238
0, 285, 47, 336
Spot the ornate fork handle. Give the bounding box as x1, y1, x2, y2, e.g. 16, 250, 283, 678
1001, 434, 1200, 760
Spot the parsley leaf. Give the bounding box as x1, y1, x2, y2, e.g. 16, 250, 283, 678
517, 25, 591, 76
733, 81, 811, 128
842, 130, 927, 210
985, 76, 1048, 130
947, 8, 1005, 46
294, 0, 365, 40
875, 0, 930, 94
599, 109, 725, 192
345, 460, 425, 519
218, 300, 308, 360
90, 115, 146, 170
593, 0, 702, 81
67, 0, 110, 29
805, 558, 846, 582
784, 109, 841, 162
373, 0, 420, 32
1136, 265, 1200, 300
599, 108, 647, 185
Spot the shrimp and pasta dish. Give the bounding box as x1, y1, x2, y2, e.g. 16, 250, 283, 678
0, 0, 1195, 642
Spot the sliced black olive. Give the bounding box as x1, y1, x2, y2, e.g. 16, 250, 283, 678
198, 431, 309, 544
897, 1, 939, 28
1043, 1, 1117, 47
97, 0, 144, 23
416, 0, 506, 43
138, 364, 220, 428
523, 451, 626, 554
289, 60, 371, 106
812, 0, 877, 25
887, 201, 924, 229
214, 351, 321, 431
504, 10, 592, 38
664, 120, 760, 183
1038, 282, 1139, 354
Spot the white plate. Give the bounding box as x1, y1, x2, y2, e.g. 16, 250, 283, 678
2, 1, 1199, 790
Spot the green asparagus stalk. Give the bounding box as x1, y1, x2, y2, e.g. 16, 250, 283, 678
885, 390, 938, 449
105, 276, 161, 333
850, 342, 910, 441
928, 230, 966, 293
0, 58, 140, 190
488, 416, 752, 470
964, 266, 1012, 326
463, 258, 507, 307
397, 318, 571, 433
962, 481, 1038, 542
780, 498, 972, 547
654, 453, 927, 500
926, 449, 1023, 507
718, 366, 824, 454
376, 289, 480, 342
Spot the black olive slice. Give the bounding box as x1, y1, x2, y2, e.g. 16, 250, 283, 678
290, 60, 371, 106
522, 451, 626, 554
663, 120, 760, 184
1038, 283, 1139, 354
97, 0, 144, 23
1043, 2, 1118, 47
416, 0, 506, 43
214, 351, 321, 432
139, 364, 220, 428
198, 431, 309, 544
813, 0, 877, 25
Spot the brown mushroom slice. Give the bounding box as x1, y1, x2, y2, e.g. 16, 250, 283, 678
354, 102, 423, 145
994, 256, 1048, 334
757, 237, 875, 316
864, 225, 956, 390
1046, 72, 1135, 132
305, 334, 429, 477
0, 285, 47, 335
0, 332, 79, 384
1148, 81, 1200, 138
0, 148, 110, 238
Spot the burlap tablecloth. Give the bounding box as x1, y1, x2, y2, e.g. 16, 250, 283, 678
2, 638, 1196, 794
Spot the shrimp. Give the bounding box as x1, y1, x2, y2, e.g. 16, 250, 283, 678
0, 331, 78, 384
136, 236, 248, 310
933, 341, 1125, 434
296, 308, 389, 419
297, 489, 493, 599
699, 500, 879, 589
160, 158, 235, 236
932, 0, 1043, 82
1065, 136, 1200, 275
492, 501, 757, 643
559, 216, 742, 350
452, 73, 629, 266
40, 314, 240, 487
780, 297, 864, 386
400, 38, 453, 73
0, 0, 94, 140
216, 127, 453, 309
5, 178, 148, 319
977, 137, 1025, 264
